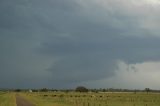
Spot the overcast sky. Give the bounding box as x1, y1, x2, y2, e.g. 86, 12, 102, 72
1, 0, 160, 89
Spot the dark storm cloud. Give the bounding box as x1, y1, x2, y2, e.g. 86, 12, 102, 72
39, 36, 160, 62
37, 35, 160, 85
1, 0, 160, 88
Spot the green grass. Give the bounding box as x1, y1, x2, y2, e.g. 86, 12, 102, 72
21, 92, 72, 106
0, 92, 16, 106
21, 92, 160, 106
0, 91, 7, 95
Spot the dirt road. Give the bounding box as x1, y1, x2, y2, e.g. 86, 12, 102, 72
16, 94, 35, 106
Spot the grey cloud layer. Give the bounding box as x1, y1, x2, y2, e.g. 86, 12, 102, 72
1, 0, 160, 88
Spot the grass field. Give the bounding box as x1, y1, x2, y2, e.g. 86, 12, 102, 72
0, 92, 16, 106
21, 92, 160, 106
1, 91, 160, 106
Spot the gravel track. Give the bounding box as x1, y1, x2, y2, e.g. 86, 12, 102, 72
16, 94, 35, 106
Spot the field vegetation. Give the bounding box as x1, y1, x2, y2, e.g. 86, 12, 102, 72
21, 91, 160, 106
0, 91, 16, 106
1, 88, 160, 106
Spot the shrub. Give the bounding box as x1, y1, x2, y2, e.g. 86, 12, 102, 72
75, 86, 88, 92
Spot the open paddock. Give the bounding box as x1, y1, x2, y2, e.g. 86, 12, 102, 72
21, 92, 160, 106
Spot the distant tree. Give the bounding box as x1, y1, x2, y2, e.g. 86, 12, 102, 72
40, 88, 48, 92
15, 89, 21, 92
32, 89, 38, 92
102, 89, 106, 92
75, 86, 88, 92
91, 89, 98, 93
134, 89, 137, 94
145, 88, 150, 94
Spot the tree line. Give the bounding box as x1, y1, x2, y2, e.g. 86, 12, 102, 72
7, 86, 159, 94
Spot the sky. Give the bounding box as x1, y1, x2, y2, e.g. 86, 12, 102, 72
1, 0, 160, 89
